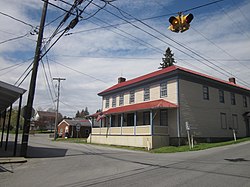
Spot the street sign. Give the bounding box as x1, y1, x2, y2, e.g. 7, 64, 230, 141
76, 123, 81, 132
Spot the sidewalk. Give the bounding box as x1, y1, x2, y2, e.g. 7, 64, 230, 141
0, 141, 27, 164
0, 157, 27, 164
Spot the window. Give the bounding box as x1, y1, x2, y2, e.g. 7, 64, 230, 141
143, 112, 150, 125
127, 113, 134, 126
144, 87, 150, 101
231, 93, 236, 105
112, 96, 116, 107
219, 90, 224, 103
119, 94, 124, 106
111, 115, 116, 127
232, 114, 238, 129
118, 114, 121, 127
160, 109, 168, 126
160, 83, 168, 97
203, 86, 209, 100
243, 96, 248, 107
129, 90, 135, 104
105, 97, 109, 108
220, 113, 227, 129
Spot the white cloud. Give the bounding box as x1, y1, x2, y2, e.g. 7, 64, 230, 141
1, 0, 250, 117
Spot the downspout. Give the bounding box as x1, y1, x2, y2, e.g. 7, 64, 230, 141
177, 76, 181, 146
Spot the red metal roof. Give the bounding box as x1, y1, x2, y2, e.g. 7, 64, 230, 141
103, 99, 177, 114
98, 65, 250, 95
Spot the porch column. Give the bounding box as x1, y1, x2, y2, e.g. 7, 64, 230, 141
5, 105, 12, 151
14, 95, 22, 156
0, 109, 6, 147
121, 113, 123, 135
134, 112, 137, 136
150, 110, 153, 135
109, 115, 112, 127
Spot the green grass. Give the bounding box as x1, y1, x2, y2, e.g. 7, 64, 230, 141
55, 138, 87, 144
54, 137, 250, 153
151, 137, 250, 153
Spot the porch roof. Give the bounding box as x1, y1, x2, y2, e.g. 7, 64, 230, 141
104, 99, 177, 115
0, 81, 26, 113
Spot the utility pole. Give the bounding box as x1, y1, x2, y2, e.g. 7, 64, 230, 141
53, 77, 66, 140
20, 0, 48, 157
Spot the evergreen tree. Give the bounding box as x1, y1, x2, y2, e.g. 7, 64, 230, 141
75, 107, 90, 118
159, 47, 176, 69
75, 110, 80, 118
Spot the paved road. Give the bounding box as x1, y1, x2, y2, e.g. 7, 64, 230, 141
1, 134, 250, 187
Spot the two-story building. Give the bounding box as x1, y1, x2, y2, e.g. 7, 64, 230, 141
88, 65, 250, 148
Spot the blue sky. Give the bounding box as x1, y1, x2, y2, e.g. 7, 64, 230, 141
0, 0, 250, 117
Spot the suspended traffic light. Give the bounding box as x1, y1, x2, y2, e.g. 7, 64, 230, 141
181, 13, 194, 33
168, 16, 181, 33
168, 13, 194, 33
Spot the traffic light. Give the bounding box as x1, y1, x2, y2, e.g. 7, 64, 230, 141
168, 16, 181, 33
168, 13, 194, 33
180, 13, 194, 33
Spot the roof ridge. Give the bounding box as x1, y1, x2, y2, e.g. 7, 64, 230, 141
98, 65, 250, 95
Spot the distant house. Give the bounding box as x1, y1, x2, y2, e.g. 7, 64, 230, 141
34, 111, 62, 131
57, 119, 91, 138
88, 65, 250, 148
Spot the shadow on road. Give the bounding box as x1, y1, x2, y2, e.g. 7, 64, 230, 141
225, 158, 250, 162
26, 146, 68, 158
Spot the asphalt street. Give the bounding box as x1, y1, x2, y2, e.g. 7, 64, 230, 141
1, 134, 250, 187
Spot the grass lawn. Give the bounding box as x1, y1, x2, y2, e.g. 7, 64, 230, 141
55, 138, 87, 144
54, 137, 250, 153
151, 137, 250, 153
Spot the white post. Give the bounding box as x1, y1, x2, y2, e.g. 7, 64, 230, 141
186, 122, 191, 149
233, 129, 237, 142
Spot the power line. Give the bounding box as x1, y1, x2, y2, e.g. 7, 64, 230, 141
14, 61, 34, 86
0, 33, 29, 45
216, 2, 250, 39
191, 27, 250, 70
41, 59, 56, 107
0, 11, 35, 28
104, 2, 250, 87
45, 55, 57, 95
182, 0, 224, 13
49, 58, 107, 84
0, 63, 24, 72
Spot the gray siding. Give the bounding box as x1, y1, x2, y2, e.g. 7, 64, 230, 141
179, 79, 250, 139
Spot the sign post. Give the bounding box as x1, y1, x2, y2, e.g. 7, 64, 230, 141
185, 122, 191, 149
76, 123, 81, 138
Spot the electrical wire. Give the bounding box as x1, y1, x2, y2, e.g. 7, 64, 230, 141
14, 61, 34, 86
45, 55, 57, 95
0, 63, 24, 72
41, 59, 56, 108
0, 33, 29, 45
48, 58, 107, 84
191, 27, 250, 70
182, 0, 224, 13
104, 2, 250, 87
0, 11, 35, 28
80, 12, 163, 54
216, 2, 250, 39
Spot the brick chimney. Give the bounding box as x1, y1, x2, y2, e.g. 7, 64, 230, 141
118, 77, 126, 83
229, 77, 236, 84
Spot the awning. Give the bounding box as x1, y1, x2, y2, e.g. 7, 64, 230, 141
0, 81, 26, 113
104, 99, 178, 115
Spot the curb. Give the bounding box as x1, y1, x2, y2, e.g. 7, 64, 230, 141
0, 157, 27, 164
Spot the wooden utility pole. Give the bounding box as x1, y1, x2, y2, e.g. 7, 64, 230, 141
53, 77, 66, 140
20, 0, 49, 157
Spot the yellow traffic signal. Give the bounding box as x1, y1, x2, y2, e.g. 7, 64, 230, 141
168, 16, 181, 33
168, 13, 194, 33
181, 13, 194, 33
